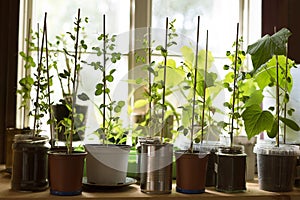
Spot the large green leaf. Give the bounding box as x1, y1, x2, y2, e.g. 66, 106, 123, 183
247, 28, 292, 72
244, 90, 264, 108
279, 117, 300, 131
241, 104, 274, 139
154, 59, 185, 87
254, 56, 293, 91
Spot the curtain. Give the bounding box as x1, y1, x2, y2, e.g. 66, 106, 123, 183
0, 0, 20, 163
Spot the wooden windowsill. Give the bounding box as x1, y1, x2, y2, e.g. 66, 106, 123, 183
1, 165, 300, 200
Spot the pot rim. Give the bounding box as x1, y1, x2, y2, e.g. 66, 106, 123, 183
48, 150, 87, 156
254, 143, 300, 156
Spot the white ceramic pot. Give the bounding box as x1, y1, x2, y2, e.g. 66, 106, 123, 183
85, 144, 130, 185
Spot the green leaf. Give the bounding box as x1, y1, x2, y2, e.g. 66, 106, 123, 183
242, 104, 274, 139
267, 120, 278, 138
247, 28, 292, 72
244, 90, 264, 107
77, 93, 89, 101
133, 99, 148, 109
279, 117, 300, 131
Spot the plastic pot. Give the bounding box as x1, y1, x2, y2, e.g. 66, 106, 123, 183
254, 143, 300, 192
175, 150, 209, 194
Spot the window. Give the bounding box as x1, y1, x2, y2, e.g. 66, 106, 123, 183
17, 0, 261, 143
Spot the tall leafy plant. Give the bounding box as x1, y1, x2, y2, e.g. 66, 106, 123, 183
242, 28, 300, 146
18, 15, 53, 136
79, 15, 125, 144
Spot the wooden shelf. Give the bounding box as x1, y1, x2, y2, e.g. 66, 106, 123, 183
1, 165, 300, 200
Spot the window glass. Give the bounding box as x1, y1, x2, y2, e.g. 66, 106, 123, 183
27, 0, 130, 139
152, 0, 240, 57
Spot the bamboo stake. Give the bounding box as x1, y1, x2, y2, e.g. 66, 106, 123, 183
190, 16, 200, 152
34, 16, 47, 137
283, 43, 289, 144
147, 26, 152, 138
23, 18, 31, 128
201, 29, 208, 144
161, 17, 169, 143
43, 12, 54, 148
70, 8, 81, 154
230, 23, 239, 147
274, 27, 280, 147
102, 14, 107, 144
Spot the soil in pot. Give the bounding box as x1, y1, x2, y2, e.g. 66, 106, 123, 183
215, 146, 247, 193
140, 142, 173, 194
52, 104, 88, 141
11, 134, 50, 191
175, 150, 209, 194
48, 151, 87, 196
254, 144, 300, 192
85, 144, 131, 185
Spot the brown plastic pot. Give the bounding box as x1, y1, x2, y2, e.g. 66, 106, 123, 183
48, 151, 87, 196
215, 146, 247, 193
175, 150, 209, 194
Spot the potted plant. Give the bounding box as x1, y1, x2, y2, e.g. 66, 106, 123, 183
78, 14, 131, 186
174, 16, 210, 194
242, 27, 300, 192
215, 23, 247, 193
137, 18, 177, 194
11, 13, 51, 192
50, 14, 88, 143
177, 30, 223, 188
47, 9, 87, 196
220, 36, 259, 182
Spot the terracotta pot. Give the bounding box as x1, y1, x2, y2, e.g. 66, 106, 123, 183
11, 134, 49, 191
254, 143, 300, 192
175, 150, 209, 194
215, 146, 247, 193
48, 151, 87, 196
140, 143, 173, 194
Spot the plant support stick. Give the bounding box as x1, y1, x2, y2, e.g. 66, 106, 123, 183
161, 17, 169, 143
230, 23, 239, 147
201, 30, 209, 144
147, 26, 152, 138
102, 14, 107, 144
70, 9, 81, 154
190, 16, 200, 152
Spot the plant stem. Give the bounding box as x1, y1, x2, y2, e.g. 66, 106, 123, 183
230, 23, 239, 148
201, 29, 208, 144
161, 17, 168, 143
70, 8, 81, 154
102, 14, 107, 144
